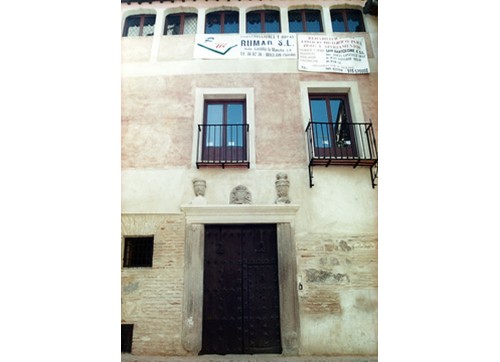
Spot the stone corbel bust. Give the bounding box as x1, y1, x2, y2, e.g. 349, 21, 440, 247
275, 172, 291, 204
190, 178, 207, 205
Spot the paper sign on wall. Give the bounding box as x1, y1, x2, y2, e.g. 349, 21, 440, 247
297, 35, 370, 74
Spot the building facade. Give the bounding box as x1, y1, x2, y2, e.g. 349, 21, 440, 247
121, 0, 378, 357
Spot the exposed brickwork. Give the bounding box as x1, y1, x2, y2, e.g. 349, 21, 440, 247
122, 214, 187, 356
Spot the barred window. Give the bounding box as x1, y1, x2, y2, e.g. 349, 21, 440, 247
246, 10, 280, 33
206, 11, 239, 34
330, 9, 365, 32
165, 13, 198, 35
288, 9, 323, 33
123, 14, 156, 37
123, 236, 154, 267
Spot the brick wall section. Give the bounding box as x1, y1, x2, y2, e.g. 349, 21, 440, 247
122, 214, 187, 356
296, 234, 378, 315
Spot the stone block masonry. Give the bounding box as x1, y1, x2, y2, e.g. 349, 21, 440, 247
122, 214, 187, 356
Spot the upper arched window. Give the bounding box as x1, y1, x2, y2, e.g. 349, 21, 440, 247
205, 11, 239, 34
123, 14, 156, 37
330, 9, 365, 32
288, 9, 323, 33
164, 13, 198, 35
246, 10, 280, 33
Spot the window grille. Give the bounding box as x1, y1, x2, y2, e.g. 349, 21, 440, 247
246, 10, 281, 33
288, 9, 323, 32
123, 15, 155, 37
165, 13, 198, 35
123, 236, 154, 267
330, 9, 365, 32
206, 11, 239, 34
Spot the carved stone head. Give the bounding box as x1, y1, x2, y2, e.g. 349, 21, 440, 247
192, 178, 207, 197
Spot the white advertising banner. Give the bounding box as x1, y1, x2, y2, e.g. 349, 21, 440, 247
194, 34, 297, 59
239, 34, 297, 59
297, 35, 370, 74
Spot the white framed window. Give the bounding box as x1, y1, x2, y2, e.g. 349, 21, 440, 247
300, 81, 370, 159
193, 88, 256, 168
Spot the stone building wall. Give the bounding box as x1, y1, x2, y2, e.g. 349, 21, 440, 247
121, 0, 378, 356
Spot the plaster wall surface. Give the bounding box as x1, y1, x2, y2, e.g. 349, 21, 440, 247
121, 168, 377, 234
121, 72, 378, 169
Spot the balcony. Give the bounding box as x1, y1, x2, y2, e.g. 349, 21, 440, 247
196, 124, 250, 168
305, 121, 378, 188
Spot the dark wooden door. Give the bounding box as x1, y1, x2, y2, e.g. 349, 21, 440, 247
201, 224, 282, 355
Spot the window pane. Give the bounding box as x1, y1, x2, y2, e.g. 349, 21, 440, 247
265, 11, 280, 32
330, 99, 351, 145
305, 11, 322, 32
223, 12, 239, 33
206, 104, 223, 146
310, 99, 331, 147
124, 16, 141, 37
227, 103, 243, 146
165, 14, 181, 35
206, 13, 221, 34
288, 11, 304, 32
142, 15, 155, 36
346, 10, 365, 32
330, 11, 345, 32
183, 14, 198, 34
311, 99, 329, 123
227, 104, 243, 125
246, 12, 262, 33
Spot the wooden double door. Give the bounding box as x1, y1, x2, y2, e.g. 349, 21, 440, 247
201, 224, 282, 355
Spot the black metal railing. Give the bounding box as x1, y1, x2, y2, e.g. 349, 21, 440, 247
196, 124, 250, 168
305, 121, 378, 187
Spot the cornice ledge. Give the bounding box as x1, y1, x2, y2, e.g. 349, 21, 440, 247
180, 204, 300, 224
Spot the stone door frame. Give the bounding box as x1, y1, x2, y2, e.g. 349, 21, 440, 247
180, 205, 300, 356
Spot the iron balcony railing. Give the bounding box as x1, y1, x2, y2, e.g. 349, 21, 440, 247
305, 121, 378, 187
196, 124, 250, 168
